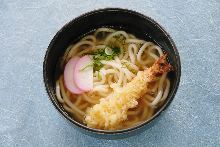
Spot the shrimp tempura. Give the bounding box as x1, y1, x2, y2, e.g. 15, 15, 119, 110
84, 54, 172, 130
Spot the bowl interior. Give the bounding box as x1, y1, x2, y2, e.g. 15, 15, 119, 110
44, 8, 181, 134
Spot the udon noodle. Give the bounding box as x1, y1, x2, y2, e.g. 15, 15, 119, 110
56, 28, 170, 130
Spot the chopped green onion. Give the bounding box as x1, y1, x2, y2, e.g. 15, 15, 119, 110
98, 72, 102, 80
80, 63, 93, 71
105, 47, 113, 55
85, 46, 121, 72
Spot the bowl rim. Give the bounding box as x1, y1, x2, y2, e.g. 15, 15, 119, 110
43, 7, 181, 135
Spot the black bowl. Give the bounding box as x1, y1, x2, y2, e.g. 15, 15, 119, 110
43, 8, 181, 139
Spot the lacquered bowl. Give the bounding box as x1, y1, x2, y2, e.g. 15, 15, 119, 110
43, 8, 181, 139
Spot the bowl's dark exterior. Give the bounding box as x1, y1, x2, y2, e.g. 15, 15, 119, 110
43, 8, 181, 139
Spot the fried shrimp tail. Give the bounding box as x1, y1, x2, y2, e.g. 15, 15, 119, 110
84, 54, 173, 130
151, 53, 173, 77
